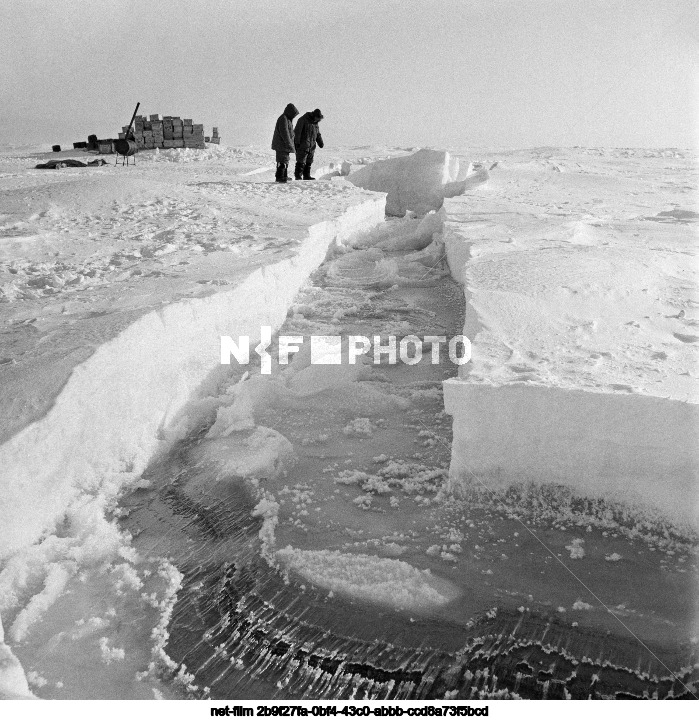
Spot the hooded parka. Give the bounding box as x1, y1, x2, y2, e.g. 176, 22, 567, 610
272, 103, 299, 155
294, 111, 324, 157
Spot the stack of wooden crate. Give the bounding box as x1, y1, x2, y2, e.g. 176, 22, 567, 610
120, 114, 207, 150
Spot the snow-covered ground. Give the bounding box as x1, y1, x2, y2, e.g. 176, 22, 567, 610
0, 144, 386, 555
0, 143, 697, 700
443, 147, 699, 527
0, 143, 386, 698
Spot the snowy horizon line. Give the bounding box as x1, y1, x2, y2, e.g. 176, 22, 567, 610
1, 141, 697, 154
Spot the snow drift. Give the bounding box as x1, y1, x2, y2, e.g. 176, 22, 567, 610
348, 149, 488, 217
0, 196, 385, 559
0, 615, 33, 699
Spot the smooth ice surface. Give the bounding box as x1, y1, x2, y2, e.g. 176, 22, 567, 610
348, 149, 488, 217
443, 147, 699, 526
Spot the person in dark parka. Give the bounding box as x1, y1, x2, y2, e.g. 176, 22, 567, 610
271, 103, 299, 183
294, 109, 324, 180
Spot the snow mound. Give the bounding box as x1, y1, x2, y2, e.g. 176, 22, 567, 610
276, 546, 459, 610
349, 209, 445, 252
314, 160, 352, 180
325, 227, 449, 289
348, 149, 488, 217
192, 426, 297, 482
140, 145, 267, 164
0, 615, 33, 699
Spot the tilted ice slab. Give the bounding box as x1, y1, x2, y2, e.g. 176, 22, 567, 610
0, 187, 385, 559
276, 546, 460, 612
348, 149, 488, 217
442, 184, 699, 528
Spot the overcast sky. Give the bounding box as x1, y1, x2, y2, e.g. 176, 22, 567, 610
1, 0, 696, 148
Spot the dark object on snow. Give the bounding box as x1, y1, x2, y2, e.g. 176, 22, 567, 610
114, 137, 137, 158
294, 158, 315, 180
87, 134, 98, 151
115, 102, 140, 165
272, 103, 298, 184
124, 105, 140, 141
275, 162, 290, 183
294, 111, 324, 154
97, 139, 116, 154
272, 103, 298, 154
52, 145, 61, 152
35, 158, 108, 169
294, 110, 324, 181
73, 142, 88, 149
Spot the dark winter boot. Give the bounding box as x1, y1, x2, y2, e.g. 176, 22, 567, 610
275, 163, 287, 183
283, 164, 290, 182
294, 162, 304, 180
302, 163, 315, 180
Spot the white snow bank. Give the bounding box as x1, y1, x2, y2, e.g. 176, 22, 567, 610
347, 149, 488, 217
276, 546, 459, 611
0, 196, 385, 559
192, 426, 297, 481
0, 615, 33, 699
314, 160, 352, 180
442, 184, 699, 528
141, 145, 268, 164
445, 382, 698, 524
349, 209, 445, 252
